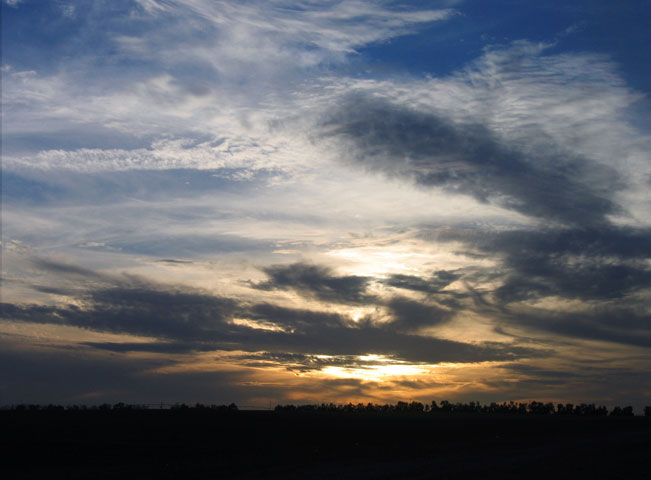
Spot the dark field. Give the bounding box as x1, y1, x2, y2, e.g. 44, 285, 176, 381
2, 410, 650, 479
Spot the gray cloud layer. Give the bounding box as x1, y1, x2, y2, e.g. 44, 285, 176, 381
255, 263, 374, 305
322, 96, 622, 227
430, 226, 651, 302
424, 225, 651, 347
1, 260, 540, 365
383, 270, 460, 295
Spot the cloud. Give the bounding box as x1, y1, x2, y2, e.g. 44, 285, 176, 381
489, 361, 651, 410
1, 297, 537, 364
383, 270, 460, 295
31, 257, 107, 280
246, 302, 348, 332
0, 259, 540, 365
312, 39, 650, 227
225, 351, 399, 374
385, 297, 453, 331
135, 1, 454, 60
508, 306, 651, 349
0, 343, 169, 404
417, 223, 651, 348
254, 264, 461, 333
3, 1, 455, 173
3, 139, 291, 173
81, 341, 211, 354
432, 225, 651, 302
321, 94, 621, 226
0, 341, 271, 405
255, 262, 374, 304
0, 288, 237, 342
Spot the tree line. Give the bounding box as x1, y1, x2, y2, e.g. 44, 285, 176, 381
274, 400, 649, 417
4, 402, 239, 412
4, 401, 650, 416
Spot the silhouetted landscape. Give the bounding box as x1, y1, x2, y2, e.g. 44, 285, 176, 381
3, 401, 650, 479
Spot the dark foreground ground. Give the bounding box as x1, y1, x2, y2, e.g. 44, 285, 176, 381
2, 410, 650, 479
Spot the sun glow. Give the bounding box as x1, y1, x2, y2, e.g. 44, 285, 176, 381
318, 354, 431, 382
321, 364, 428, 381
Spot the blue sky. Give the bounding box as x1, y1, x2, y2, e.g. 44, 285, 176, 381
2, 0, 650, 409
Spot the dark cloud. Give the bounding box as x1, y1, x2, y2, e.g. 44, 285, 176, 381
0, 286, 238, 342
31, 258, 106, 279
322, 95, 621, 226
416, 224, 651, 348
475, 225, 651, 261
511, 307, 651, 348
17, 253, 651, 357
433, 225, 651, 302
494, 262, 651, 303
385, 297, 453, 331
504, 364, 582, 379
391, 378, 446, 389
238, 323, 541, 364
2, 296, 539, 364
384, 270, 460, 294
31, 285, 80, 295
219, 301, 540, 363
255, 262, 374, 304
82, 341, 215, 354
112, 233, 274, 257
247, 302, 347, 331
483, 362, 651, 410
253, 264, 459, 332
255, 264, 465, 328
0, 261, 540, 365
0, 343, 276, 406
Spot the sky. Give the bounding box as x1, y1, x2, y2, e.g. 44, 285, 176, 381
2, 0, 650, 410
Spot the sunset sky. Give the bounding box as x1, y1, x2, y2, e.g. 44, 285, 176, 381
2, 0, 650, 410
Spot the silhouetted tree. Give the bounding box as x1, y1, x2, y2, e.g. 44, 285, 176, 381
440, 400, 452, 413
528, 401, 553, 415
267, 400, 643, 418
395, 401, 409, 412
610, 406, 623, 416
409, 401, 424, 413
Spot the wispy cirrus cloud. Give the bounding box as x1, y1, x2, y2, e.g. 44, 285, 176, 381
3, 1, 454, 160
133, 0, 455, 58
